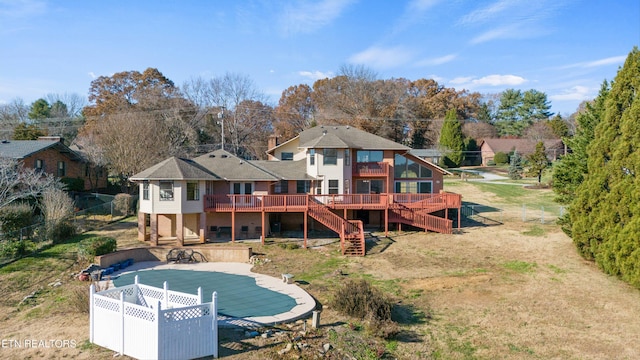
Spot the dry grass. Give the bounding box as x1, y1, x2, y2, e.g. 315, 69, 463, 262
1, 186, 640, 359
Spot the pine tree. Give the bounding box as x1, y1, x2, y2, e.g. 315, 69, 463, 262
569, 47, 640, 287
526, 142, 549, 183
439, 109, 465, 167
508, 151, 523, 180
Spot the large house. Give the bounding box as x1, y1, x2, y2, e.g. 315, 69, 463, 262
131, 126, 461, 256
0, 136, 108, 191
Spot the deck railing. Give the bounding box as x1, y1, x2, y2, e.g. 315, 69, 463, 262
352, 162, 389, 177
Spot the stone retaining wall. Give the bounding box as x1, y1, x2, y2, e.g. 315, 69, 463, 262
95, 246, 252, 267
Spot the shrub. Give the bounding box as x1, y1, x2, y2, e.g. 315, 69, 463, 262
332, 279, 392, 322
113, 193, 132, 216
77, 236, 117, 262
60, 177, 85, 192
49, 222, 77, 244
41, 189, 75, 243
493, 152, 509, 165
0, 239, 37, 258
0, 203, 35, 237
278, 242, 300, 250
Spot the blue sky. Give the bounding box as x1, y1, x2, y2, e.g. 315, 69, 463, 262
1, 0, 638, 116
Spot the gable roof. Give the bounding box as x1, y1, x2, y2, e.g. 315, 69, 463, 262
480, 138, 564, 155
268, 125, 410, 155
192, 149, 279, 181
0, 139, 83, 162
130, 157, 219, 181
251, 159, 314, 180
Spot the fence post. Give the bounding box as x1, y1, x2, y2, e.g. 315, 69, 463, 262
120, 292, 125, 356
89, 284, 95, 343
212, 291, 218, 359
163, 281, 168, 309
197, 287, 202, 305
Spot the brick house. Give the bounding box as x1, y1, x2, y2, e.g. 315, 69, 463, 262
0, 136, 108, 191
131, 126, 462, 256
479, 138, 566, 166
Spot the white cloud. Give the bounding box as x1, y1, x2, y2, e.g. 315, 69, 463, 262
0, 0, 46, 17
560, 55, 628, 69
450, 74, 527, 88
88, 72, 97, 79
280, 0, 355, 35
549, 86, 592, 101
348, 46, 413, 69
473, 74, 526, 86
416, 54, 457, 66
458, 0, 515, 25
298, 70, 333, 81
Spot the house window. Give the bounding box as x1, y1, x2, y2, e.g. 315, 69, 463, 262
395, 181, 432, 194
57, 161, 66, 177
159, 181, 174, 201
232, 182, 253, 195
356, 179, 383, 194
344, 149, 350, 166
281, 152, 294, 161
142, 181, 149, 200
187, 181, 199, 201
323, 149, 337, 165
296, 180, 311, 194
394, 154, 433, 178
274, 180, 289, 194
35, 159, 44, 171
357, 150, 383, 163
328, 179, 339, 194
309, 149, 315, 165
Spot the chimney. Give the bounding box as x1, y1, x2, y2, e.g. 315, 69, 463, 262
268, 135, 279, 150
38, 136, 62, 142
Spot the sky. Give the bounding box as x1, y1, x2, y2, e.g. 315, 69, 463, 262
0, 0, 638, 117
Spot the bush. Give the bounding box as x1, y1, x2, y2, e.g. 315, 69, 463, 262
77, 236, 117, 262
113, 193, 133, 216
0, 203, 35, 236
493, 152, 509, 165
278, 242, 300, 250
332, 279, 392, 322
0, 239, 37, 258
49, 222, 77, 244
60, 177, 85, 192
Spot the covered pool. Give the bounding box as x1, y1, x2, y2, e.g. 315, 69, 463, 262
114, 269, 296, 318
109, 261, 316, 326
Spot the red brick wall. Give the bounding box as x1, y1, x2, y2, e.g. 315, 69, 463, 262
22, 147, 107, 191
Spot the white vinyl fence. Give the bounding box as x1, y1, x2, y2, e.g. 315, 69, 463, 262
90, 276, 218, 359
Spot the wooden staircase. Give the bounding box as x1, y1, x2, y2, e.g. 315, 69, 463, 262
308, 198, 365, 256
389, 199, 453, 234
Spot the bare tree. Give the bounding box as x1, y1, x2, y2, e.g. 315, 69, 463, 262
0, 158, 61, 208
0, 99, 29, 139
40, 188, 75, 241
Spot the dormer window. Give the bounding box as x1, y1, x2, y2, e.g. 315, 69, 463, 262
281, 152, 293, 161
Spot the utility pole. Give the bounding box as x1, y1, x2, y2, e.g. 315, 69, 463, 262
217, 107, 225, 151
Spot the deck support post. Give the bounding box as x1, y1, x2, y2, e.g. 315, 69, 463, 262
231, 210, 236, 243
150, 213, 158, 246
303, 211, 308, 248
176, 213, 184, 246
261, 211, 266, 245
137, 211, 147, 241
199, 212, 207, 243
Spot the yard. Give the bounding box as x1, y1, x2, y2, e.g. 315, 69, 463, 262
1, 177, 639, 359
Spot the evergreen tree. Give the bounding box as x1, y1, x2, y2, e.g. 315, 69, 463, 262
28, 98, 51, 120
439, 109, 465, 167
526, 141, 549, 183
569, 47, 640, 288
13, 123, 47, 140
508, 151, 523, 180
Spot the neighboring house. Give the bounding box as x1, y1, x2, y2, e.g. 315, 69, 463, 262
410, 148, 444, 165
479, 138, 566, 166
0, 136, 108, 191
131, 125, 462, 256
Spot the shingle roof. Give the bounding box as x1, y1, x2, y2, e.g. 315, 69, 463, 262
130, 157, 219, 181
297, 125, 409, 150
192, 149, 278, 181
481, 138, 564, 155
0, 139, 83, 161
251, 160, 314, 180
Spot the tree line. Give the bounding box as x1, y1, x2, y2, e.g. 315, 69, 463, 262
552, 47, 640, 288
1, 65, 572, 186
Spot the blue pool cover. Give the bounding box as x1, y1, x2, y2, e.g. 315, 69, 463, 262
113, 269, 297, 318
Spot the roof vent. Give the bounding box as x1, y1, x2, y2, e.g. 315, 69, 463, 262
322, 130, 327, 135
209, 154, 216, 158
1, 140, 9, 144
221, 154, 228, 158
